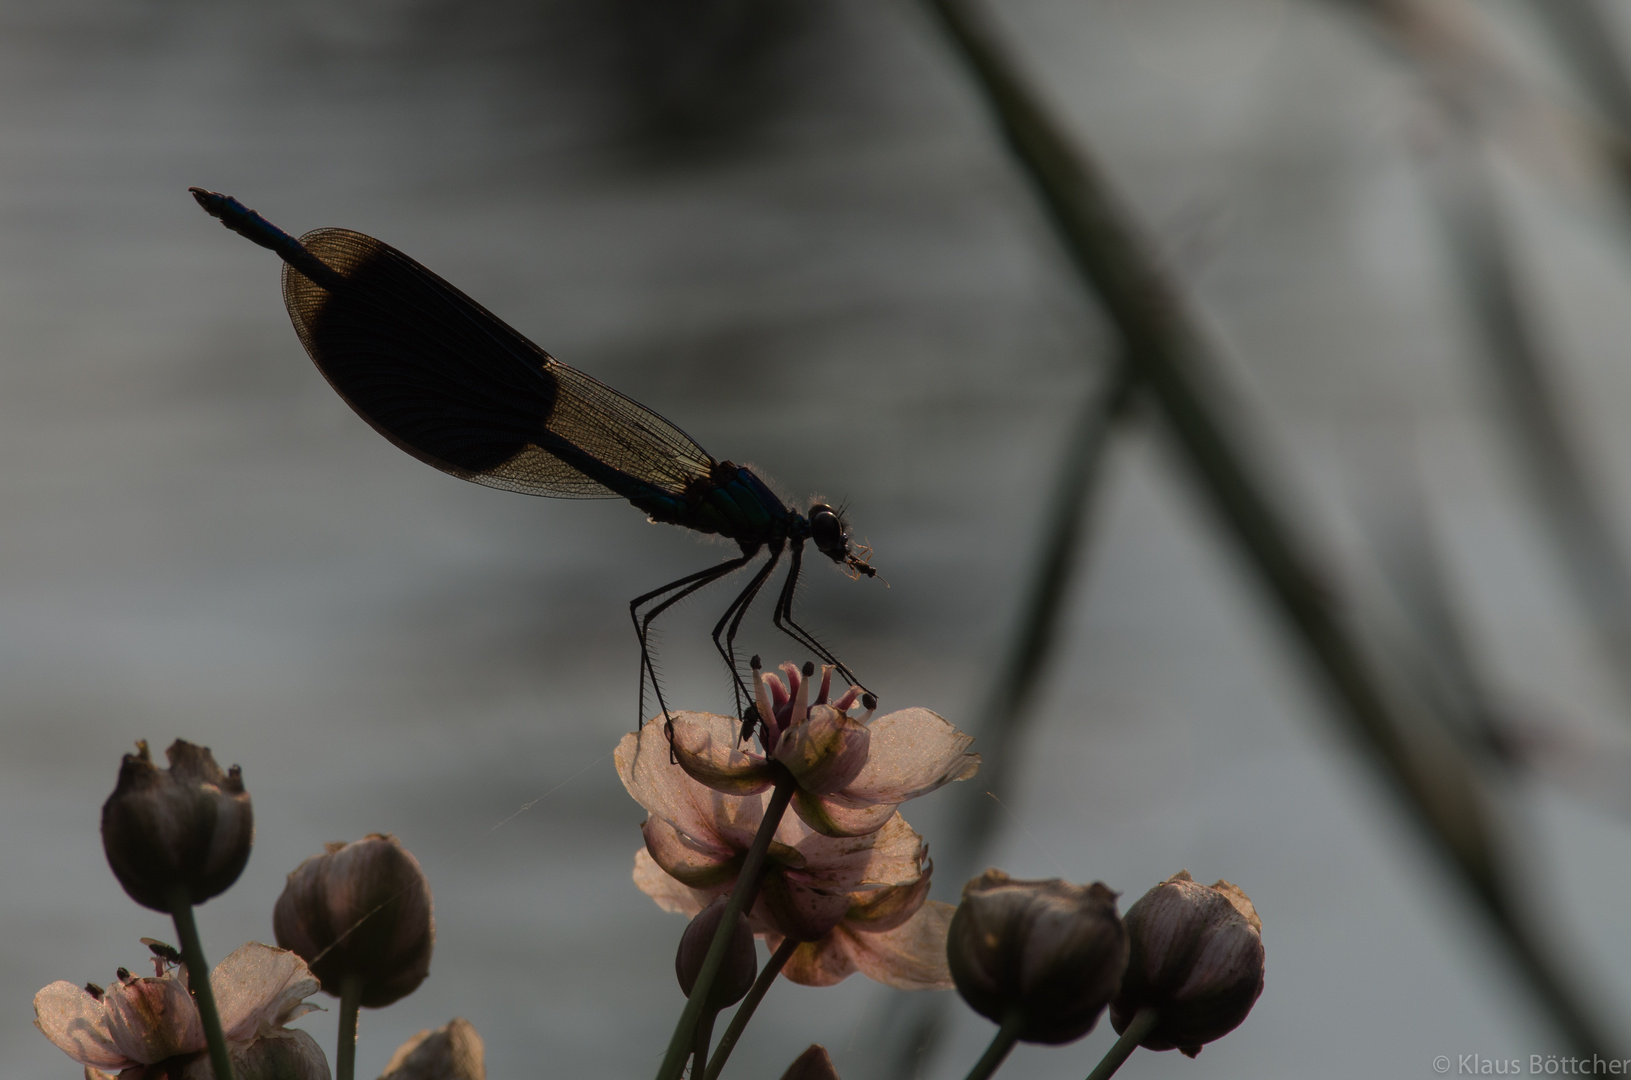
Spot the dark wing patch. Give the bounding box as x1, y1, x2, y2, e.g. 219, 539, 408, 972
282, 228, 712, 500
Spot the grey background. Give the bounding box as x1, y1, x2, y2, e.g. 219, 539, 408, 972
5, 0, 1630, 1076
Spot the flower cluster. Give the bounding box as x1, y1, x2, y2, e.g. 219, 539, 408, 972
38, 666, 1264, 1080
620, 660, 1266, 1080
944, 867, 1265, 1074
620, 662, 980, 991
35, 942, 326, 1080
36, 739, 475, 1080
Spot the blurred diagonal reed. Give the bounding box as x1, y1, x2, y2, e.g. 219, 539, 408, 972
857, 363, 1138, 1079
947, 364, 1139, 883
852, 0, 1625, 1069
1520, 0, 1631, 220
1326, 0, 1631, 733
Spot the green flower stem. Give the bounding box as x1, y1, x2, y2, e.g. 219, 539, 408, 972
1083, 1009, 1158, 1080
337, 973, 363, 1080
962, 1011, 1025, 1080
167, 890, 234, 1080
702, 936, 798, 1080
654, 770, 797, 1080
692, 1010, 718, 1080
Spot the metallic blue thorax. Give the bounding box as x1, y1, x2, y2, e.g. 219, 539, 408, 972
630, 462, 803, 552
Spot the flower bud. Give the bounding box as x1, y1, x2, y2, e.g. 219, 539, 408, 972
675, 896, 757, 1009
100, 740, 254, 912
210, 1029, 331, 1080
1110, 870, 1264, 1057
779, 1044, 842, 1080
380, 1018, 485, 1080
273, 834, 434, 1008
946, 869, 1128, 1044
772, 704, 871, 795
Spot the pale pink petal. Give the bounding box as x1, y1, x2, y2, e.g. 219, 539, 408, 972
835, 900, 956, 990
668, 712, 774, 795
103, 970, 204, 1063
791, 790, 898, 839
778, 815, 927, 895
756, 870, 856, 941
212, 944, 321, 1043
777, 935, 859, 988
635, 848, 791, 937
32, 982, 132, 1071
843, 868, 934, 933
642, 816, 740, 888
772, 707, 869, 795
618, 722, 766, 850
633, 849, 716, 916
831, 708, 978, 807
178, 1028, 332, 1080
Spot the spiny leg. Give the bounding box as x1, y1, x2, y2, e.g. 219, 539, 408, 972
772, 539, 875, 707
709, 546, 783, 721
629, 551, 755, 731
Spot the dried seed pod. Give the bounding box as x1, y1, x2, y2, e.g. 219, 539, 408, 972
273, 834, 434, 1008
779, 1044, 841, 1080
379, 1017, 485, 1080
947, 869, 1128, 1044
101, 740, 253, 912
1110, 870, 1265, 1057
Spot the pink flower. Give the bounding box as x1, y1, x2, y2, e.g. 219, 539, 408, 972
34, 942, 328, 1080
666, 663, 980, 837
617, 717, 955, 990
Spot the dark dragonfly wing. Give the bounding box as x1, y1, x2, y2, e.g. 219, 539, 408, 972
281, 227, 718, 501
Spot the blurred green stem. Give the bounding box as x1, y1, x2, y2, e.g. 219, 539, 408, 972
169, 891, 235, 1080
1083, 1009, 1157, 1080
702, 937, 797, 1080
655, 771, 796, 1080
962, 1012, 1024, 1080
692, 1010, 717, 1080
337, 973, 362, 1080
921, 0, 1616, 1057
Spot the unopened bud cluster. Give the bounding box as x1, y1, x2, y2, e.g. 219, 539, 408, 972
947, 867, 1264, 1058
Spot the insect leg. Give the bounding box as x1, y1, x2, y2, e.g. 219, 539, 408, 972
772, 539, 872, 703
709, 545, 782, 720
629, 551, 755, 731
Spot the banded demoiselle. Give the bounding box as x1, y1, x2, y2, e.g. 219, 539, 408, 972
189, 188, 878, 727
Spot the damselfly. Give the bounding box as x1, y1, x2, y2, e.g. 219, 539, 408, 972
189, 188, 877, 725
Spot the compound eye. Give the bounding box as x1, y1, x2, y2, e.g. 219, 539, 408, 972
809, 504, 846, 557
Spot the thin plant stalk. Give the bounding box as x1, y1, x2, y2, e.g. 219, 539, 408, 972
168, 890, 234, 1080
702, 937, 799, 1080
1083, 1008, 1158, 1080
920, 0, 1617, 1056
1520, 0, 1631, 213
692, 1011, 717, 1080
337, 973, 362, 1080
950, 365, 1138, 879
962, 1012, 1024, 1080
862, 367, 1138, 1078
1327, 0, 1631, 727
654, 772, 797, 1080
1412, 54, 1631, 723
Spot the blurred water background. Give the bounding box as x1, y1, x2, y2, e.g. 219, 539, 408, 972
9, 0, 1631, 1075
